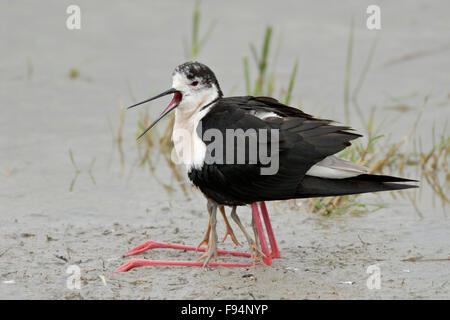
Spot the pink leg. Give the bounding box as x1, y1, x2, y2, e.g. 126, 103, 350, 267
115, 204, 275, 272
124, 240, 251, 258
259, 202, 280, 259
251, 203, 272, 265
114, 259, 260, 272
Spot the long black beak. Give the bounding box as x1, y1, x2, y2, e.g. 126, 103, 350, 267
127, 88, 181, 140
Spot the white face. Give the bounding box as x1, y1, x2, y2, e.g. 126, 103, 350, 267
171, 71, 219, 114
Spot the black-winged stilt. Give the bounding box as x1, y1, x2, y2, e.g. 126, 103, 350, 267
115, 61, 417, 272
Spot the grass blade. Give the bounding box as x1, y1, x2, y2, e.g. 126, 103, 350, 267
344, 17, 354, 124
284, 59, 298, 105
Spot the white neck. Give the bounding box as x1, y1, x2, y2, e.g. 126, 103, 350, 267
171, 96, 218, 172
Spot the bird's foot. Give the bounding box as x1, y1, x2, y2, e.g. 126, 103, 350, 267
118, 239, 256, 272
124, 239, 252, 258
124, 240, 203, 257
197, 235, 218, 267
118, 238, 259, 272
114, 259, 259, 272
219, 206, 241, 246
124, 240, 165, 257
222, 225, 241, 246
195, 221, 211, 252
249, 242, 267, 263
195, 239, 208, 252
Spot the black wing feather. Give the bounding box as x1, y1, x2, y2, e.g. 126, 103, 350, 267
188, 96, 361, 205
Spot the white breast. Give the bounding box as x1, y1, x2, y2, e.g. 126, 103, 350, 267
171, 106, 212, 172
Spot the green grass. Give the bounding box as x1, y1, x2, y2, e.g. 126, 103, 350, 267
242, 26, 299, 101
183, 0, 216, 60
343, 17, 354, 124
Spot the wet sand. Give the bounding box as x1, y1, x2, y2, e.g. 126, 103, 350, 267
1, 0, 449, 299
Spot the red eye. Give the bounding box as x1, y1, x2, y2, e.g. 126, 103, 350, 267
191, 81, 199, 86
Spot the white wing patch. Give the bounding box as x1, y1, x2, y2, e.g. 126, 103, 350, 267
249, 110, 282, 120
306, 155, 368, 179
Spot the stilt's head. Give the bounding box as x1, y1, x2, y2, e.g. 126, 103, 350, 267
172, 61, 223, 109
127, 61, 222, 139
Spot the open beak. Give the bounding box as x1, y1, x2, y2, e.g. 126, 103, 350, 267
127, 88, 182, 140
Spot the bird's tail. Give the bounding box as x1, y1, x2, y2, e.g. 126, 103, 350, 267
295, 174, 418, 198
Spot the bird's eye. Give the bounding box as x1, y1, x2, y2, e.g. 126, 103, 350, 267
191, 81, 199, 87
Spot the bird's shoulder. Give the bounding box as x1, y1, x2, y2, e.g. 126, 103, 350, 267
202, 96, 361, 140
199, 95, 362, 165
204, 95, 314, 125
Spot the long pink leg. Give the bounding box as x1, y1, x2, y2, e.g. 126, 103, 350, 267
259, 201, 280, 259
124, 240, 251, 258
251, 203, 272, 265
115, 259, 260, 272
116, 204, 275, 272
116, 240, 255, 272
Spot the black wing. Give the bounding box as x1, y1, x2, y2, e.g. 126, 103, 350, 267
188, 96, 361, 205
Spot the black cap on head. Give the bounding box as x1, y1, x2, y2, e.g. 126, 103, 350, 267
173, 61, 223, 97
